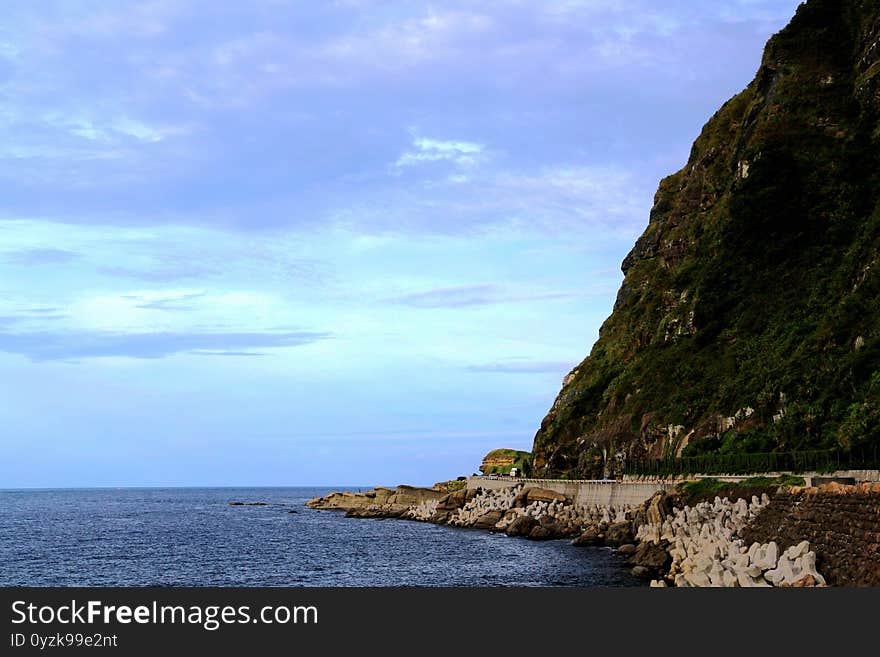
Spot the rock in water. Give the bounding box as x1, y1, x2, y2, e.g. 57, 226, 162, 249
604, 522, 634, 548
472, 510, 504, 530
571, 526, 603, 547
629, 541, 672, 576
506, 515, 539, 537
528, 526, 551, 541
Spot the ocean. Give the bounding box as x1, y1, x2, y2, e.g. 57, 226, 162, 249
0, 487, 643, 587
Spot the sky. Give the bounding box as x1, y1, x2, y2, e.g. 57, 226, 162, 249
0, 0, 804, 488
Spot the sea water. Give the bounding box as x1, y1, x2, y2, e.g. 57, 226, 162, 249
0, 487, 643, 587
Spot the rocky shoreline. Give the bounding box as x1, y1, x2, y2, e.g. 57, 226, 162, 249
306, 481, 880, 587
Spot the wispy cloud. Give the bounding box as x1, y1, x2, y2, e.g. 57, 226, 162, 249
188, 350, 267, 357
385, 284, 575, 309
0, 0, 795, 234
97, 262, 218, 282
39, 113, 188, 144
0, 329, 331, 362
1, 248, 80, 266
394, 136, 485, 170
25, 307, 63, 314
0, 308, 68, 325
131, 291, 207, 311
326, 163, 648, 236
467, 360, 575, 374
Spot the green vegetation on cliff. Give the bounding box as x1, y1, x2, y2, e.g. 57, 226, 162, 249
676, 476, 806, 505
533, 0, 880, 478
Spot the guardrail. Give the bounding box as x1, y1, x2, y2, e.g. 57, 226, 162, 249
621, 445, 880, 477
472, 476, 619, 484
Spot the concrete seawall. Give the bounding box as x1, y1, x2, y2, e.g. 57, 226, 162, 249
467, 476, 676, 507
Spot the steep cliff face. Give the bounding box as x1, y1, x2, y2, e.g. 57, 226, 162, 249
533, 0, 880, 478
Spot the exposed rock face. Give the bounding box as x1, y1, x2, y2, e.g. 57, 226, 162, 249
532, 0, 880, 478
479, 449, 532, 475
630, 490, 674, 528
305, 485, 445, 516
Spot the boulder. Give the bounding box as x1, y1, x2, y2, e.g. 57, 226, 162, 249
631, 566, 651, 579
472, 510, 504, 530
571, 526, 603, 547
629, 541, 672, 575
513, 487, 568, 508
437, 488, 471, 511
536, 518, 566, 539
631, 490, 675, 529
617, 544, 637, 556
604, 521, 635, 548
529, 526, 551, 540
429, 511, 451, 524
392, 485, 445, 507
506, 515, 538, 537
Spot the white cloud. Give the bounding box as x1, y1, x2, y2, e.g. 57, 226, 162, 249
111, 118, 166, 143
67, 119, 106, 141
394, 136, 486, 170
40, 113, 189, 144
385, 284, 576, 309
64, 288, 281, 332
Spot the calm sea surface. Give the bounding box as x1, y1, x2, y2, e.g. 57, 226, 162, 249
0, 487, 643, 587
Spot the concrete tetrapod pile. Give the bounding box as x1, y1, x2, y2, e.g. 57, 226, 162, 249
634, 495, 826, 587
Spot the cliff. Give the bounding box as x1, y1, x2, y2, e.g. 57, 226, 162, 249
533, 0, 880, 478
479, 449, 532, 475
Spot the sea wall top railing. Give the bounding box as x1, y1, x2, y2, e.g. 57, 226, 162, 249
621, 445, 880, 477
473, 476, 620, 485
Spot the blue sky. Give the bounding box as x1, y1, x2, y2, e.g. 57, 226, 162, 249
0, 0, 802, 487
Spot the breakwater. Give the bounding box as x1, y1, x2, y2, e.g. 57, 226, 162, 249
306, 480, 880, 586
466, 476, 677, 507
